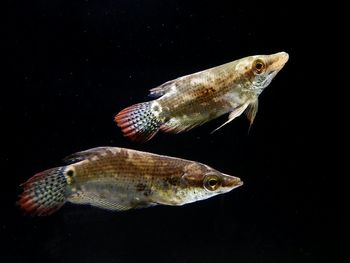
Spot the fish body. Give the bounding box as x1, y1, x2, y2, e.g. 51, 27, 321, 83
115, 52, 289, 142
18, 147, 242, 216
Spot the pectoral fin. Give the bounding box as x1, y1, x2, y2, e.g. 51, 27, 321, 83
211, 103, 249, 134
245, 100, 259, 127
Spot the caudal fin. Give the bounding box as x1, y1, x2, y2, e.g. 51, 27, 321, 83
115, 102, 161, 142
17, 167, 68, 216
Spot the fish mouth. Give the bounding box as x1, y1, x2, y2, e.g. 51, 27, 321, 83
234, 180, 244, 189
269, 51, 289, 72
222, 175, 243, 189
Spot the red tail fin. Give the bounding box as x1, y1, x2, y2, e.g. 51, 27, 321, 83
115, 102, 161, 142
17, 167, 68, 216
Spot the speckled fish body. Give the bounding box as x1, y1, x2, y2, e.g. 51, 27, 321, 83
18, 147, 242, 216
115, 52, 289, 142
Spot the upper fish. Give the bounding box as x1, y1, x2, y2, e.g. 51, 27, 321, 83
17, 147, 242, 216
115, 52, 289, 142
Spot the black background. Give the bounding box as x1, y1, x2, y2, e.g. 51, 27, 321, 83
4, 1, 344, 262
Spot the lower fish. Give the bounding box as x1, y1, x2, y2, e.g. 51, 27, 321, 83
18, 147, 243, 216
115, 52, 288, 142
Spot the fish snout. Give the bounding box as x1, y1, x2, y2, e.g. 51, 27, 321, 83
278, 51, 289, 65
222, 174, 243, 189
269, 51, 289, 71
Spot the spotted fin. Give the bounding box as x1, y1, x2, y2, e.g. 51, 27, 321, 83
115, 102, 162, 142
17, 167, 68, 216
149, 79, 176, 98
211, 103, 250, 134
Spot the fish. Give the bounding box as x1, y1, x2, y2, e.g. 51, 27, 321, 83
115, 52, 289, 142
17, 147, 243, 216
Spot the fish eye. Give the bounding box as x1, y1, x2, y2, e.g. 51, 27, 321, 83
66, 169, 74, 177
253, 59, 266, 75
204, 174, 221, 191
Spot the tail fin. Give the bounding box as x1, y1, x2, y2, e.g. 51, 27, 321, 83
114, 102, 161, 142
17, 167, 68, 216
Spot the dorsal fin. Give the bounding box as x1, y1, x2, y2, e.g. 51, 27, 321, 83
148, 79, 177, 98
63, 147, 117, 164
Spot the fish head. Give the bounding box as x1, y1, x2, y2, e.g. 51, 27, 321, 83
238, 51, 289, 95
178, 163, 243, 204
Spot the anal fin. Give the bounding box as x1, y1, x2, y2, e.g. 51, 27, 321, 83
161, 117, 207, 134
68, 192, 134, 212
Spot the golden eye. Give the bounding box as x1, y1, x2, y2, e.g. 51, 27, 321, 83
253, 59, 266, 74
204, 174, 221, 191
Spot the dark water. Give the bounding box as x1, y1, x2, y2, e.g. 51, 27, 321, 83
4, 1, 343, 262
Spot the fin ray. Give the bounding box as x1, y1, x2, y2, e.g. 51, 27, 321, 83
161, 118, 207, 134
115, 102, 162, 142
211, 103, 249, 134
149, 79, 176, 98
63, 147, 115, 164
245, 100, 259, 127
17, 167, 68, 216
68, 192, 134, 211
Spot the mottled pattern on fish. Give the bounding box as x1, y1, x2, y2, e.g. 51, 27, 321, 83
115, 52, 289, 142
17, 147, 242, 216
